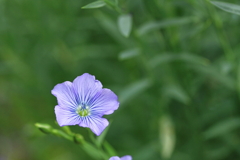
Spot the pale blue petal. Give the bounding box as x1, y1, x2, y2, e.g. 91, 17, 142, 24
51, 81, 78, 110
121, 155, 132, 160
72, 73, 103, 104
109, 156, 121, 160
79, 116, 109, 136
55, 105, 81, 126
89, 88, 119, 115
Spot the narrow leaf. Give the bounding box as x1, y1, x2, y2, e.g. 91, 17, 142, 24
118, 14, 132, 37
96, 123, 111, 147
190, 65, 235, 90
114, 0, 118, 5
203, 118, 240, 140
210, 1, 240, 15
149, 53, 209, 69
118, 48, 140, 60
81, 141, 108, 159
82, 1, 106, 9
137, 17, 194, 36
163, 84, 190, 105
103, 141, 117, 156
119, 79, 152, 105
95, 12, 132, 46
159, 116, 175, 159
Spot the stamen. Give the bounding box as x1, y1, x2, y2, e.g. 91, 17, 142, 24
76, 104, 91, 117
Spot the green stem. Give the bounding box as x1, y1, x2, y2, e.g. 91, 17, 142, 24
204, 0, 234, 62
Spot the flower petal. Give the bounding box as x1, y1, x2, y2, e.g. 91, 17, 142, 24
109, 157, 121, 160
55, 105, 80, 126
89, 88, 119, 115
51, 81, 78, 109
72, 73, 103, 104
79, 116, 109, 136
121, 155, 132, 160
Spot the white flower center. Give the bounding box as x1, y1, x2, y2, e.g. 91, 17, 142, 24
76, 104, 91, 117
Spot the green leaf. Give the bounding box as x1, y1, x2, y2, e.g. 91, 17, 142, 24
81, 141, 108, 159
82, 1, 106, 9
118, 48, 140, 60
163, 84, 190, 105
189, 65, 235, 90
119, 79, 152, 105
96, 123, 110, 147
203, 118, 240, 140
114, 0, 118, 5
103, 141, 117, 156
118, 14, 132, 37
137, 17, 194, 36
210, 1, 240, 15
159, 116, 175, 159
95, 12, 132, 46
149, 53, 209, 69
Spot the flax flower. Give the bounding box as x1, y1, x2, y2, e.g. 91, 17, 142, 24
109, 155, 132, 160
51, 73, 119, 136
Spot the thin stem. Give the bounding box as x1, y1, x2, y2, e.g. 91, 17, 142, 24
203, 0, 234, 62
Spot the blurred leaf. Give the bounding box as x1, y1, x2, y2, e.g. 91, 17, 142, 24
96, 123, 110, 147
163, 84, 190, 105
137, 17, 194, 36
113, 0, 118, 5
103, 141, 117, 156
210, 1, 240, 15
82, 1, 106, 9
159, 116, 175, 159
118, 14, 132, 37
206, 145, 231, 159
134, 141, 159, 160
119, 79, 152, 105
95, 12, 132, 46
81, 141, 108, 159
238, 62, 240, 98
149, 53, 209, 69
190, 65, 235, 90
203, 118, 240, 140
1, 48, 34, 83
118, 48, 140, 60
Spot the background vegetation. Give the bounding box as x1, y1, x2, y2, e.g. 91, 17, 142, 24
1, 0, 240, 159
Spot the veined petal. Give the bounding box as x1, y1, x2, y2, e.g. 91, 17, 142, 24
89, 89, 119, 115
72, 73, 103, 104
79, 116, 109, 136
109, 157, 121, 160
121, 155, 132, 160
51, 81, 78, 109
55, 105, 80, 126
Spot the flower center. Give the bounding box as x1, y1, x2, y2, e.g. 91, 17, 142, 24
76, 104, 91, 117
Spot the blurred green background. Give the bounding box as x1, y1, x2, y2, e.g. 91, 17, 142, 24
1, 0, 240, 159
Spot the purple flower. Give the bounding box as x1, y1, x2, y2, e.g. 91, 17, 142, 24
109, 156, 132, 160
51, 73, 119, 136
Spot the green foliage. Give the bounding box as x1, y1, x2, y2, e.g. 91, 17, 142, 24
211, 1, 240, 15
118, 14, 132, 37
82, 1, 106, 9
1, 0, 240, 159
